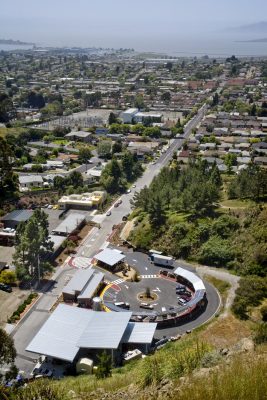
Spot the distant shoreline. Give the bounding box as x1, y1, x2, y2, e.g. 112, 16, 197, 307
0, 39, 35, 46
236, 38, 267, 43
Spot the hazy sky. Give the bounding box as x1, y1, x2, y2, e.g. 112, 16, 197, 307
1, 0, 267, 52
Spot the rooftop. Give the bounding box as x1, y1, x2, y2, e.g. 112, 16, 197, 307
94, 248, 125, 267
1, 210, 33, 222
26, 304, 133, 361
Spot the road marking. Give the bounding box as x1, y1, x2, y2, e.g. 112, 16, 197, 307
152, 288, 161, 293
145, 267, 148, 271
140, 274, 158, 279
133, 259, 137, 262
112, 278, 124, 285
124, 285, 129, 289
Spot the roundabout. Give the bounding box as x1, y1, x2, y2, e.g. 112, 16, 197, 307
99, 251, 221, 334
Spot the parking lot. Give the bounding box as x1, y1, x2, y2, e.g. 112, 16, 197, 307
99, 250, 221, 337
0, 287, 30, 327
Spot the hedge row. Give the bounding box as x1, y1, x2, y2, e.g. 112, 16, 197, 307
8, 292, 38, 324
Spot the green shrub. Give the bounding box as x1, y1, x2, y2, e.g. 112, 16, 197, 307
232, 276, 267, 319
254, 322, 267, 344
260, 305, 267, 322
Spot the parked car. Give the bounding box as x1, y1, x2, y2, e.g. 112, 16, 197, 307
0, 283, 12, 293
122, 214, 130, 221
177, 297, 187, 306
159, 270, 168, 276
106, 211, 111, 216
47, 205, 53, 209
140, 302, 154, 310
126, 189, 131, 194
114, 202, 120, 208
132, 184, 136, 188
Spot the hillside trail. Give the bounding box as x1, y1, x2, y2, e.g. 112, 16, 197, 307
196, 264, 240, 317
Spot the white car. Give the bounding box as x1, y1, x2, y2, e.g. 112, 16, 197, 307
106, 211, 111, 216
126, 189, 131, 194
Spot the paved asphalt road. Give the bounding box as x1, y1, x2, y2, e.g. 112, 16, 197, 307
11, 102, 218, 375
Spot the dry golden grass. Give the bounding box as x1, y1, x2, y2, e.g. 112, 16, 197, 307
198, 313, 252, 348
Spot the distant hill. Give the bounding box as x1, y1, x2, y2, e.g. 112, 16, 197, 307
0, 39, 35, 45
237, 38, 267, 43
233, 21, 267, 34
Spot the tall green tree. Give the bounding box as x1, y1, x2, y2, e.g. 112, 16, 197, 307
14, 210, 53, 281
0, 328, 17, 382
148, 195, 166, 229
0, 137, 18, 200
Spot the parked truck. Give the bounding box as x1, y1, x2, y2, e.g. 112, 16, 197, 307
150, 253, 174, 267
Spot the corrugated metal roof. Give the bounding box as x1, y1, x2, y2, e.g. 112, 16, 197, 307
52, 213, 85, 235
94, 248, 125, 266
62, 269, 94, 296
26, 304, 134, 360
77, 311, 132, 349
174, 267, 205, 291
78, 272, 104, 300
121, 322, 157, 344
1, 209, 33, 222
26, 304, 93, 361
49, 235, 65, 251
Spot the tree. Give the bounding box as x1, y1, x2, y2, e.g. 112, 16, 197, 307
0, 328, 17, 381
14, 210, 53, 281
67, 171, 83, 188
148, 195, 166, 229
0, 92, 14, 122
161, 92, 171, 102
121, 152, 134, 180
0, 137, 18, 201
27, 91, 45, 109
108, 112, 117, 125
166, 62, 173, 71
134, 94, 145, 109
224, 153, 237, 174
96, 351, 112, 379
97, 141, 112, 159
78, 146, 92, 165
0, 270, 16, 285
212, 92, 219, 107
112, 141, 122, 155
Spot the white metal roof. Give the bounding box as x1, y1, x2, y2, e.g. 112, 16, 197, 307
62, 269, 95, 296
77, 311, 132, 349
78, 272, 104, 300
26, 304, 92, 361
26, 304, 135, 361
19, 175, 43, 184
174, 267, 205, 291
52, 213, 85, 235
122, 322, 157, 344
94, 248, 125, 266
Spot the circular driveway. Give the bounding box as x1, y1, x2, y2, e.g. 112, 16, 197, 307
101, 251, 221, 338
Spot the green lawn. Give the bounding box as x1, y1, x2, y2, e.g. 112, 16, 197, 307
0, 127, 27, 138
52, 139, 69, 145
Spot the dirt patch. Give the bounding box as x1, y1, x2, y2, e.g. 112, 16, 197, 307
0, 287, 30, 327
120, 220, 135, 241
198, 314, 251, 349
